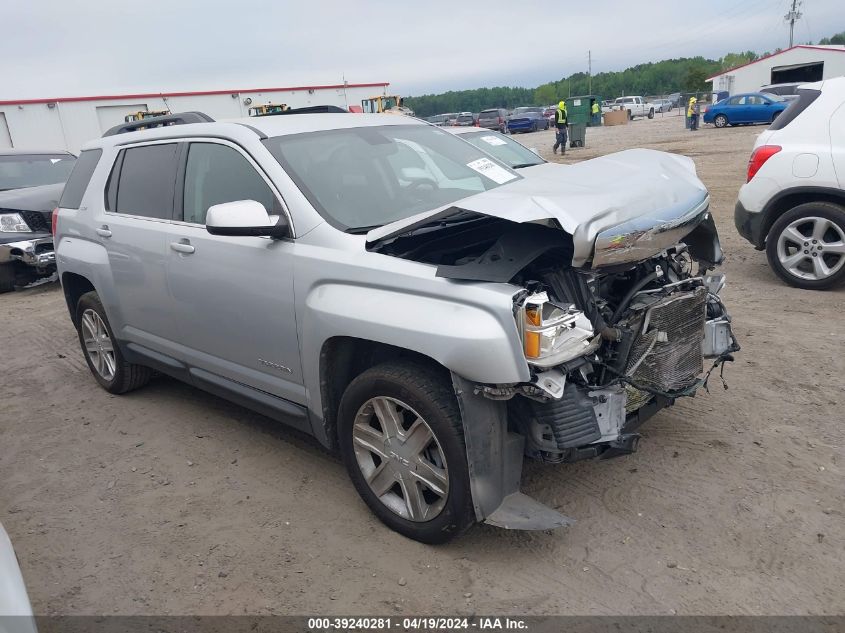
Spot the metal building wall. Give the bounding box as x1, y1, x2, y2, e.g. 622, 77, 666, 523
709, 47, 845, 95
0, 83, 389, 152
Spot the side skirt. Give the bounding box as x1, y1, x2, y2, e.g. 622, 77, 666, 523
121, 342, 311, 435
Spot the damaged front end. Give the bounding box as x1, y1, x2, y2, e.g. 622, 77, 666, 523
367, 149, 739, 530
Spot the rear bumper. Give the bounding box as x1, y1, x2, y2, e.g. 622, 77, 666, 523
0, 233, 55, 267
734, 199, 766, 249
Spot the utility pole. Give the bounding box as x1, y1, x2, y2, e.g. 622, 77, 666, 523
784, 0, 802, 47
588, 50, 592, 95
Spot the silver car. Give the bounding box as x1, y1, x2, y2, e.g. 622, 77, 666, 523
55, 111, 738, 543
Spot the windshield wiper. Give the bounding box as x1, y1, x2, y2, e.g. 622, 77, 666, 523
511, 162, 542, 169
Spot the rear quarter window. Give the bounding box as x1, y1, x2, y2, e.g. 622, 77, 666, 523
769, 89, 821, 131
59, 149, 102, 209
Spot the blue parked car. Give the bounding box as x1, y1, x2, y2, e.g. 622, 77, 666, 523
703, 92, 789, 128
506, 107, 549, 133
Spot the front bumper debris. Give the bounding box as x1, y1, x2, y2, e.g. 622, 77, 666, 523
0, 234, 55, 268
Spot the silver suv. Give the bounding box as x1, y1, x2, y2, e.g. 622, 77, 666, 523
55, 111, 738, 543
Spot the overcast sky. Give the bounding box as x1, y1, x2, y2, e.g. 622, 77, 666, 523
2, 0, 843, 100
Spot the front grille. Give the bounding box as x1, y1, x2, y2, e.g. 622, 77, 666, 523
20, 211, 51, 234
624, 286, 707, 412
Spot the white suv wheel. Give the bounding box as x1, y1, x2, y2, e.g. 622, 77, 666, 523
766, 203, 845, 289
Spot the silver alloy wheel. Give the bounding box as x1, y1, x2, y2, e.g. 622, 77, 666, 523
81, 308, 116, 381
715, 115, 728, 128
352, 396, 449, 522
777, 216, 845, 281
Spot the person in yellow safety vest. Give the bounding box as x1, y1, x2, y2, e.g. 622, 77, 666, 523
688, 96, 700, 131
553, 101, 568, 155
591, 100, 600, 125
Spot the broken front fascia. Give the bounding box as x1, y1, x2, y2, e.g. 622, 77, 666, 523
367, 148, 710, 268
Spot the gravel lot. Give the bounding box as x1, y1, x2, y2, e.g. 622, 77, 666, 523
1, 114, 843, 616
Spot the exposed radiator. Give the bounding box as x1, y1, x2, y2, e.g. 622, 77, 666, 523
624, 286, 707, 412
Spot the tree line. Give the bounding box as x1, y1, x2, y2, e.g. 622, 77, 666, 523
406, 31, 845, 118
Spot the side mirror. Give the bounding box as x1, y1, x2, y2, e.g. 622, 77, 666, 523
206, 200, 289, 239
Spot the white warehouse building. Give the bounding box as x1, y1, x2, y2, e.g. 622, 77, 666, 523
0, 81, 390, 153
708, 45, 845, 96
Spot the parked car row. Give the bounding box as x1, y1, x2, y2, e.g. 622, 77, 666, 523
425, 106, 550, 133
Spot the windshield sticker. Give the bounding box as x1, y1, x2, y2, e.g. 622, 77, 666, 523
466, 157, 517, 184
480, 135, 508, 146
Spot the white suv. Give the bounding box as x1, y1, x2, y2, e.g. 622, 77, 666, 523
735, 77, 845, 289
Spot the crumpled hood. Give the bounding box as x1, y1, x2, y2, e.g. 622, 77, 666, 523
0, 182, 64, 213
367, 149, 709, 267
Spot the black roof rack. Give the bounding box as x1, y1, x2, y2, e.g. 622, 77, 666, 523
250, 104, 348, 117
103, 111, 215, 137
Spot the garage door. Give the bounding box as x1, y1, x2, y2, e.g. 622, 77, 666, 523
0, 113, 12, 149
95, 104, 148, 133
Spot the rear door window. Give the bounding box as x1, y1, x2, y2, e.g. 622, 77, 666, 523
182, 142, 281, 225
59, 149, 101, 209
108, 143, 179, 219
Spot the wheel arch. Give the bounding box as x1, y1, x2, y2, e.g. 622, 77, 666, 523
760, 187, 845, 246
61, 272, 96, 326
318, 337, 448, 450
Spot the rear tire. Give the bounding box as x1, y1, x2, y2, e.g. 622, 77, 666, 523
765, 202, 845, 290
75, 291, 153, 394
338, 361, 475, 544
714, 114, 728, 128
647, 108, 655, 119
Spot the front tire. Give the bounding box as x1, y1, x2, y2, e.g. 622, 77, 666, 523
765, 202, 845, 290
338, 361, 475, 544
0, 264, 16, 293
714, 114, 728, 128
75, 291, 153, 393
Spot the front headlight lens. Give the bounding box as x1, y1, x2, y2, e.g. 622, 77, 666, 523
521, 292, 598, 367
0, 213, 31, 233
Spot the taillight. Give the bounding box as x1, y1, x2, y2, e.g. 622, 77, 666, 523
747, 145, 781, 182
51, 207, 59, 235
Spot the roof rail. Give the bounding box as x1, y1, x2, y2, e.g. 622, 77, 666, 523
102, 111, 215, 137
251, 104, 349, 116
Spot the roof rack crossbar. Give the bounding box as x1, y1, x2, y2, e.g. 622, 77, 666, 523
103, 111, 215, 137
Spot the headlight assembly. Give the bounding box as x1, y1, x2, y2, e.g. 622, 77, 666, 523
0, 213, 31, 233
520, 292, 599, 367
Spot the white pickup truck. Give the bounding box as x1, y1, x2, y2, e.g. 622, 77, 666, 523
610, 96, 656, 120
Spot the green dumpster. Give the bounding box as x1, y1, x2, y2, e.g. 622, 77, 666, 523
565, 95, 603, 128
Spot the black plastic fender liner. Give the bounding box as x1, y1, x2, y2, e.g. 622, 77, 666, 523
451, 373, 574, 531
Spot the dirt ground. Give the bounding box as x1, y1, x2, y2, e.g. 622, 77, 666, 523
1, 113, 843, 616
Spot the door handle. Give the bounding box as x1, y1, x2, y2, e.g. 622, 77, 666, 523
170, 240, 195, 254
96, 226, 112, 238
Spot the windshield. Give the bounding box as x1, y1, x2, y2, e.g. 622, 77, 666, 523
264, 124, 521, 232
0, 154, 76, 191
478, 110, 499, 119
457, 131, 544, 169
